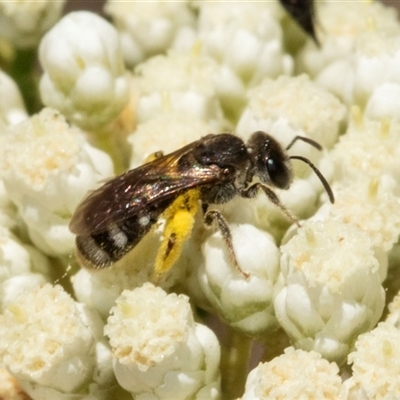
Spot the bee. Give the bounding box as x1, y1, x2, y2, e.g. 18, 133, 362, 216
279, 0, 319, 45
69, 131, 334, 279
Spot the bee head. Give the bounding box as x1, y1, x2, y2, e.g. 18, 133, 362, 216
247, 131, 293, 190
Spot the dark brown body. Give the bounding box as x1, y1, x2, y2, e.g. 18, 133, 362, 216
69, 131, 332, 269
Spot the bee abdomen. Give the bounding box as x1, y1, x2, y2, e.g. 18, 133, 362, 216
75, 213, 156, 269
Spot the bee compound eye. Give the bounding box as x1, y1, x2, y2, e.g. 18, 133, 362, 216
266, 158, 291, 189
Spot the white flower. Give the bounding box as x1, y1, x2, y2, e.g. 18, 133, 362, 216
365, 82, 400, 121
242, 347, 342, 400
39, 11, 129, 130
0, 70, 27, 125
199, 223, 281, 336
128, 112, 216, 168
104, 283, 221, 400
134, 50, 231, 129
1, 273, 47, 310
0, 108, 114, 255
0, 228, 50, 309
0, 0, 65, 48
0, 284, 117, 399
194, 1, 291, 87
104, 0, 196, 67
296, 0, 400, 78
236, 74, 346, 149
325, 178, 400, 277
274, 220, 385, 364
331, 112, 400, 193
342, 321, 400, 399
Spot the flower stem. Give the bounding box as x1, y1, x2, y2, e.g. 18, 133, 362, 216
9, 48, 41, 114
221, 327, 252, 399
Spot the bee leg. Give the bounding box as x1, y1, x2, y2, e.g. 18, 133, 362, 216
153, 190, 199, 282
241, 183, 300, 227
203, 209, 250, 279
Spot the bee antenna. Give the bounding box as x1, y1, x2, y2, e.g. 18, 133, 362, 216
289, 155, 335, 204
286, 135, 323, 151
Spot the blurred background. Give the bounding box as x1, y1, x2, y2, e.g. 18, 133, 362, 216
63, 0, 400, 15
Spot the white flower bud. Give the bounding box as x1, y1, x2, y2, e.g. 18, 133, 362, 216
104, 0, 196, 67
195, 1, 291, 87
199, 223, 281, 336
342, 322, 400, 399
39, 11, 129, 130
296, 1, 400, 78
365, 82, 400, 121
105, 283, 221, 399
236, 74, 346, 149
0, 231, 34, 277
0, 229, 50, 309
353, 32, 400, 107
1, 273, 47, 310
0, 0, 65, 48
0, 108, 113, 256
274, 220, 385, 364
242, 347, 342, 400
134, 50, 227, 130
0, 284, 116, 399
0, 70, 27, 125
316, 30, 400, 107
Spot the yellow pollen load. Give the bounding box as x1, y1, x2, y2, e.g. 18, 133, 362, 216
153, 189, 200, 279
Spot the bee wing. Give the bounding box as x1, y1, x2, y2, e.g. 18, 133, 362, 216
69, 142, 225, 235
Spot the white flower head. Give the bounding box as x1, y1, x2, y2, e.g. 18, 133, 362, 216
0, 70, 27, 125
199, 223, 281, 336
327, 178, 400, 258
105, 283, 221, 399
104, 0, 196, 67
332, 113, 400, 192
274, 219, 385, 364
242, 347, 342, 400
0, 107, 113, 255
134, 50, 228, 130
195, 1, 291, 86
0, 0, 65, 48
39, 11, 129, 130
237, 74, 346, 150
343, 321, 400, 399
0, 284, 105, 396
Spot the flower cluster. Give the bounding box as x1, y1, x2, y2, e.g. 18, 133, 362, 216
0, 1, 400, 399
